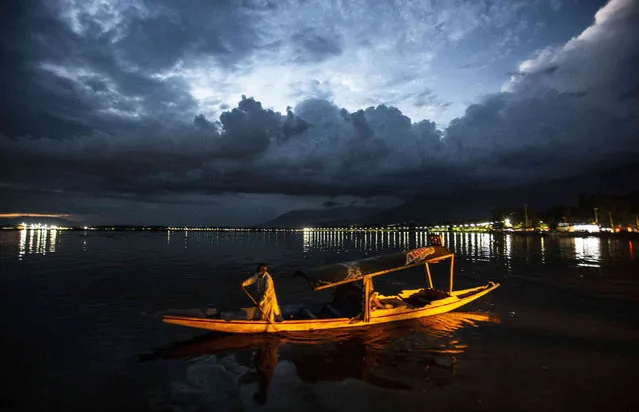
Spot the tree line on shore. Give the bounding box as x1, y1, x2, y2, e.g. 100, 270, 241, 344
492, 192, 639, 229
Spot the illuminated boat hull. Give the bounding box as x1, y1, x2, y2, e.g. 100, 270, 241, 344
161, 282, 499, 334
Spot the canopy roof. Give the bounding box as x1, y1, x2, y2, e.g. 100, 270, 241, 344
296, 245, 454, 291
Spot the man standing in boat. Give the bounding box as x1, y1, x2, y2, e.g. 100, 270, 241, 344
242, 263, 283, 322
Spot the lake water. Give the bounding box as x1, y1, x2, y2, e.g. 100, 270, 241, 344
0, 230, 637, 411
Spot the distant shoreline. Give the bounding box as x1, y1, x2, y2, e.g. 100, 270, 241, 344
487, 231, 639, 240
1, 226, 637, 240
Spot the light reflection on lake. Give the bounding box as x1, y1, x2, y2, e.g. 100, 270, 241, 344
574, 237, 602, 267
296, 229, 634, 270
17, 228, 60, 259
6, 229, 637, 271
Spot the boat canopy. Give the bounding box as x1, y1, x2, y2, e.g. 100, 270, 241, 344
295, 245, 454, 291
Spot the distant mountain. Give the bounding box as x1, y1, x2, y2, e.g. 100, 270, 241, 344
258, 164, 639, 228
259, 207, 383, 228
363, 190, 520, 225
365, 163, 639, 225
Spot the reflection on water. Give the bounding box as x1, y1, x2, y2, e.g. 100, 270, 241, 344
49, 229, 57, 254
18, 228, 26, 258
225, 340, 281, 405
295, 230, 639, 272
17, 229, 60, 259
8, 229, 635, 269
574, 237, 601, 268
141, 311, 500, 405
302, 230, 435, 255
556, 237, 604, 268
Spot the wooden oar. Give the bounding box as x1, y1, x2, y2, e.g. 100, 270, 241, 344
242, 287, 280, 332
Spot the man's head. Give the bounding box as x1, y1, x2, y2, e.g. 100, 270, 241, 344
256, 263, 268, 274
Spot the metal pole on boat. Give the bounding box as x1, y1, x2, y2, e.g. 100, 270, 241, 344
363, 276, 372, 322
449, 255, 455, 294
425, 263, 434, 289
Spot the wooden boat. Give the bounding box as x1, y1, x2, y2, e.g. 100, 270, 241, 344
161, 238, 500, 334
144, 311, 499, 361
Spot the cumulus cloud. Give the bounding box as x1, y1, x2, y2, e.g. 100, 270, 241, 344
445, 0, 639, 185
0, 93, 447, 207
503, 0, 639, 116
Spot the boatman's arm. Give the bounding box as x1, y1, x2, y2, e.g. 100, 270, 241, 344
241, 274, 258, 288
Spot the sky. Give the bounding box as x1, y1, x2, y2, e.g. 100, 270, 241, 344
0, 0, 638, 226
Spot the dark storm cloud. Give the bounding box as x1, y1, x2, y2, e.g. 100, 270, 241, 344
0, 0, 264, 139
282, 107, 311, 139
0, 93, 447, 202
290, 29, 343, 63
214, 96, 311, 158
119, 16, 216, 70
444, 92, 636, 187
322, 200, 342, 208
114, 0, 263, 70
0, 5, 103, 137
340, 108, 374, 140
